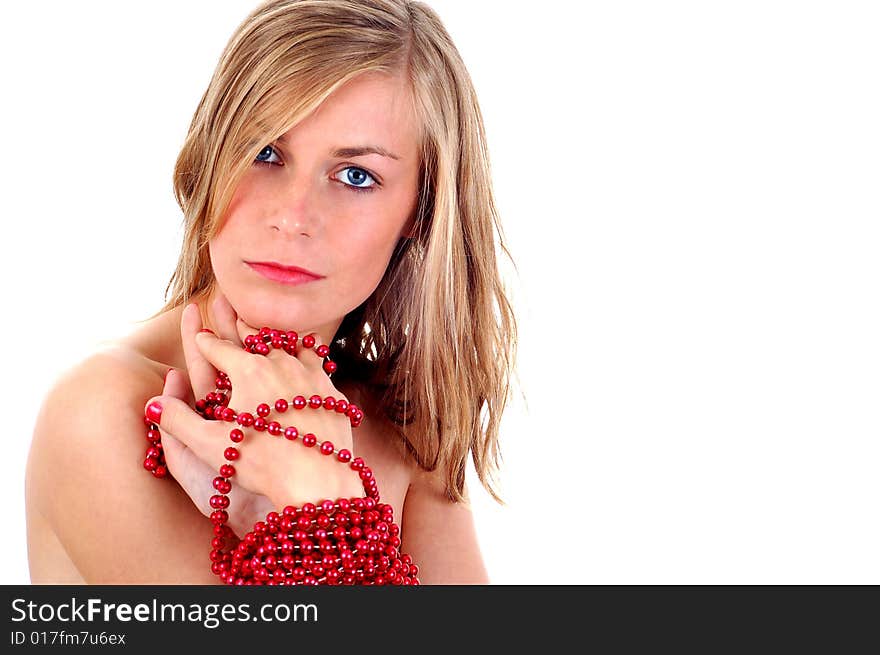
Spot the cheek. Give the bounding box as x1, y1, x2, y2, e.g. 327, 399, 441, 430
208, 231, 234, 275
208, 222, 248, 296
341, 226, 399, 276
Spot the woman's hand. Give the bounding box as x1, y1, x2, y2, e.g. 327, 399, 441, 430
157, 366, 275, 538
145, 292, 363, 538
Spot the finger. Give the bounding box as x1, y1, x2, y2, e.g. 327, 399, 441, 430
233, 317, 307, 369
181, 302, 219, 401
158, 429, 218, 519
163, 367, 191, 405
143, 394, 226, 471
153, 369, 189, 482
212, 290, 243, 347
194, 329, 255, 378
235, 316, 260, 348
295, 332, 330, 375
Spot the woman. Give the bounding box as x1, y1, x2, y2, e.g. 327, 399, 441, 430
25, 0, 517, 584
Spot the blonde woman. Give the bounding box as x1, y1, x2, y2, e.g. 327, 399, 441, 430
25, 0, 517, 585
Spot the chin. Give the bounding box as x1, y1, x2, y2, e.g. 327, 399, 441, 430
228, 294, 318, 336
238, 306, 305, 333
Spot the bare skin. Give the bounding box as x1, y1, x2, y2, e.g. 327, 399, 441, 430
25, 70, 489, 584
25, 299, 416, 583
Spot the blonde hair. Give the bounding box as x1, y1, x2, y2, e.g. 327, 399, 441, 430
153, 0, 519, 505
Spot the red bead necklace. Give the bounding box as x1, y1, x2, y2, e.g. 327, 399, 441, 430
143, 327, 420, 585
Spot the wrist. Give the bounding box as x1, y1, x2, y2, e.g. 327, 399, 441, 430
269, 458, 364, 509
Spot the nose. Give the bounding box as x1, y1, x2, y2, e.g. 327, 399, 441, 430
266, 180, 319, 238
271, 213, 312, 238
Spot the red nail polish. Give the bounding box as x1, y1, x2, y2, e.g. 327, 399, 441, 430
146, 401, 163, 423
198, 328, 215, 335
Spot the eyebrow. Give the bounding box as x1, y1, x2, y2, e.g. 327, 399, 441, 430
331, 145, 401, 160
275, 132, 400, 160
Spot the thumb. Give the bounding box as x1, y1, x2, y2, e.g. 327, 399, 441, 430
143, 391, 226, 470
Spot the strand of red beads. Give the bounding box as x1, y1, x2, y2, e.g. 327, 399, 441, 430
143, 328, 419, 585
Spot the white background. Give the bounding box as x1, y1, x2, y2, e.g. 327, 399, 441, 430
2, 1, 878, 584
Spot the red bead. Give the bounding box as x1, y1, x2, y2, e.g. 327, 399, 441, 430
145, 321, 421, 588
210, 495, 230, 509
145, 401, 163, 423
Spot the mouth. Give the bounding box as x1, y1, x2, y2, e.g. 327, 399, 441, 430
245, 261, 324, 286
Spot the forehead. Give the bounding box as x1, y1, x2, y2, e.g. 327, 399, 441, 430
282, 72, 419, 159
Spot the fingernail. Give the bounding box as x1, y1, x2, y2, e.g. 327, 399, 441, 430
198, 328, 215, 335
146, 401, 163, 423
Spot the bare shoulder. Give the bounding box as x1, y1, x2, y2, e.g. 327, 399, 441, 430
29, 346, 166, 464
352, 385, 490, 584
401, 463, 489, 584
29, 346, 164, 473
26, 346, 215, 583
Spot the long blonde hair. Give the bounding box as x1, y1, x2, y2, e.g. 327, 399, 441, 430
153, 0, 519, 505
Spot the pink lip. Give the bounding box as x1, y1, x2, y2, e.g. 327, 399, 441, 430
246, 261, 324, 285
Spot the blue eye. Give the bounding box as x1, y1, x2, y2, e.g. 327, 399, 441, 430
254, 145, 281, 166
253, 145, 378, 194
333, 166, 378, 194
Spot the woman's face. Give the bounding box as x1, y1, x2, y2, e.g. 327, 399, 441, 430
209, 72, 421, 343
